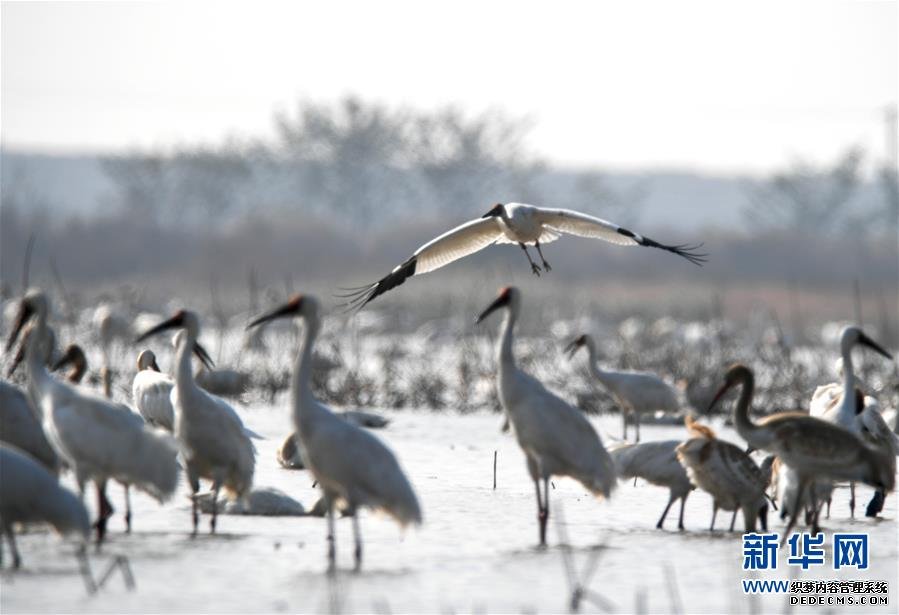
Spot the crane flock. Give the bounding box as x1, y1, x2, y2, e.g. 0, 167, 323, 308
0, 203, 895, 592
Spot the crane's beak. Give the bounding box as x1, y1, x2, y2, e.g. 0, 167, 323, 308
193, 342, 215, 370
5, 301, 33, 353
51, 346, 78, 372
563, 338, 583, 360
135, 312, 185, 344
150, 357, 161, 372
247, 295, 304, 329
859, 333, 892, 360
476, 294, 508, 324
6, 340, 26, 378
708, 381, 733, 411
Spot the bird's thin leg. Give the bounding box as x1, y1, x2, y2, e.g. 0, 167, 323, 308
709, 504, 717, 531
656, 494, 675, 529
542, 476, 551, 546
678, 494, 687, 531
534, 240, 551, 271
534, 478, 546, 546
729, 510, 737, 532
210, 482, 220, 534
352, 512, 363, 572
825, 496, 831, 519
635, 412, 641, 443
2, 524, 20, 569
518, 243, 541, 276
94, 480, 112, 546
123, 484, 132, 534
782, 478, 808, 547
326, 498, 337, 573
189, 476, 200, 538
849, 482, 855, 518
622, 410, 628, 441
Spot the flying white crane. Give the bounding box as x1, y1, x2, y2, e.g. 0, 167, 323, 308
809, 325, 892, 517
340, 203, 706, 309
247, 294, 422, 570
7, 290, 180, 542
0, 443, 90, 568
608, 439, 693, 530
476, 286, 616, 546
710, 363, 895, 544
565, 333, 680, 442
132, 349, 176, 431
136, 310, 256, 535
675, 416, 772, 533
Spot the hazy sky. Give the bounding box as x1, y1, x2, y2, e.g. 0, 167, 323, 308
2, 1, 896, 173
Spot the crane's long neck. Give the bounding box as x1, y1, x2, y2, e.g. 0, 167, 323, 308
840, 340, 857, 401
292, 315, 328, 435
583, 339, 614, 385
732, 372, 764, 447
498, 306, 517, 371
174, 333, 196, 393
25, 312, 53, 414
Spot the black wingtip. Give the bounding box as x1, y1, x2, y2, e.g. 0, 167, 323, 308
333, 257, 418, 313
640, 236, 708, 266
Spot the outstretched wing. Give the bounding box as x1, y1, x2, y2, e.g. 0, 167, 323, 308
338, 217, 504, 310
535, 208, 707, 266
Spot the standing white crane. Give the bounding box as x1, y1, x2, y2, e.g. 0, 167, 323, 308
0, 443, 90, 568
476, 286, 615, 546
247, 294, 421, 571
340, 203, 706, 309
675, 416, 772, 533
132, 349, 175, 431
710, 363, 895, 543
809, 325, 892, 517
608, 439, 693, 530
770, 457, 833, 533
565, 333, 680, 442
136, 310, 256, 535
6, 290, 180, 542
855, 392, 899, 517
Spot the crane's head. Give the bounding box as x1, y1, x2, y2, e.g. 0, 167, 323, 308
51, 344, 88, 383
5, 288, 47, 353
481, 203, 506, 219
563, 334, 592, 359
247, 293, 319, 329
136, 349, 161, 372
841, 325, 892, 361
708, 363, 754, 411
476, 286, 519, 324
135, 310, 214, 369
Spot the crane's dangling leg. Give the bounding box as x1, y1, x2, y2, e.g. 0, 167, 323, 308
123, 484, 132, 533
709, 504, 718, 531
518, 243, 542, 276
534, 240, 552, 271
326, 497, 337, 573
656, 493, 676, 529
352, 512, 363, 572
849, 482, 856, 518
728, 510, 737, 532
678, 494, 688, 531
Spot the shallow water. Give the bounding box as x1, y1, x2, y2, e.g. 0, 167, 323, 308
2, 409, 896, 614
